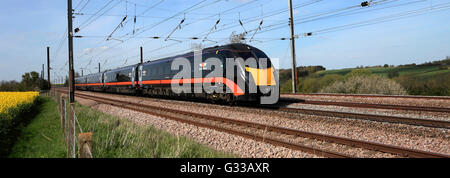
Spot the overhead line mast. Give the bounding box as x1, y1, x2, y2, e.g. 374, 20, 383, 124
288, 0, 298, 93
67, 0, 75, 102
47, 47, 51, 89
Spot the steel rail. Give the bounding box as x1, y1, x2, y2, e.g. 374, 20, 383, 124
74, 93, 350, 158
69, 91, 450, 158
282, 93, 450, 100
300, 100, 450, 113
277, 107, 450, 129
279, 98, 450, 113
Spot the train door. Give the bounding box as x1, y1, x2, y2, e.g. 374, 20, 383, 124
132, 67, 136, 87
100, 74, 103, 87
139, 65, 143, 87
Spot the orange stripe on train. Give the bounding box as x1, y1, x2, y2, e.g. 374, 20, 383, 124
76, 77, 244, 96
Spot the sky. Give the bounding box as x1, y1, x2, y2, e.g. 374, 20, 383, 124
0, 0, 449, 82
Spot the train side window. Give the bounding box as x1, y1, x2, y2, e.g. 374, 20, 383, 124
164, 63, 170, 74
219, 50, 235, 59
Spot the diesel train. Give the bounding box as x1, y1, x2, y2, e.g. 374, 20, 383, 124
75, 43, 279, 104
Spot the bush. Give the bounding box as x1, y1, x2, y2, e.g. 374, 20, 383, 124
280, 79, 293, 93
320, 75, 408, 95
438, 65, 448, 70
298, 74, 344, 93
395, 74, 450, 96
345, 69, 372, 79
387, 69, 399, 79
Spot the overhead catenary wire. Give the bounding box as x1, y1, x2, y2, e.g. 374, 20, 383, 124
249, 6, 264, 42
78, 0, 273, 66
76, 0, 91, 13
239, 0, 413, 37
204, 0, 399, 38
165, 14, 186, 41
71, 0, 376, 68
312, 2, 450, 35
193, 0, 324, 38
77, 0, 255, 63
76, 0, 124, 32
77, 0, 321, 70
76, 0, 213, 65
67, 0, 448, 75
74, 0, 86, 10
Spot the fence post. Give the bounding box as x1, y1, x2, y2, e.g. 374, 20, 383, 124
68, 103, 76, 158
78, 132, 93, 158
60, 97, 66, 141
58, 94, 63, 135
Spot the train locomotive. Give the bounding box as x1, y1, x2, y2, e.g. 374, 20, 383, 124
75, 43, 279, 104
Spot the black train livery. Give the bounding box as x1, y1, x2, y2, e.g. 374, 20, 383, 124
75, 43, 279, 104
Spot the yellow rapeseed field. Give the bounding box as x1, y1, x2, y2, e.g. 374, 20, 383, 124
0, 92, 39, 115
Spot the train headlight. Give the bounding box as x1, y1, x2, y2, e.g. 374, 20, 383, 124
260, 86, 271, 94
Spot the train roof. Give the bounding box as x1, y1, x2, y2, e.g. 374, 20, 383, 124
75, 43, 261, 78
104, 64, 137, 73
142, 43, 257, 65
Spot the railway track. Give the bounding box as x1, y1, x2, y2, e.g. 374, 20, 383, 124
55, 89, 450, 129
275, 107, 450, 129
282, 93, 450, 100
67, 91, 449, 158
279, 98, 450, 113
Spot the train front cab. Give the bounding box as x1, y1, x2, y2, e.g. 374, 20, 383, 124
226, 44, 279, 103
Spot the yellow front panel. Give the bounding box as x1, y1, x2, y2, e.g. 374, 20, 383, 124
246, 67, 277, 86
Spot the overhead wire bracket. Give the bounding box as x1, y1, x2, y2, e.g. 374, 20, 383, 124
250, 6, 264, 42
123, 58, 128, 66
361, 0, 373, 7
249, 20, 263, 42
238, 12, 248, 34
203, 14, 221, 42
165, 14, 186, 41
106, 15, 128, 41
106, 1, 129, 41
133, 4, 137, 35
303, 32, 312, 37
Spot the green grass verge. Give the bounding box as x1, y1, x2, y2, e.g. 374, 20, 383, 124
74, 103, 236, 158
8, 96, 67, 158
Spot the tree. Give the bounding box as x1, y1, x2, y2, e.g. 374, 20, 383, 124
0, 80, 21, 91
21, 71, 40, 90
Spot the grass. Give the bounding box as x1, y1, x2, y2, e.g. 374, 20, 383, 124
413, 69, 450, 79
315, 65, 443, 77
74, 102, 235, 158
8, 96, 67, 158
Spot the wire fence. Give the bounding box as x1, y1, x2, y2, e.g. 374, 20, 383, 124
42, 89, 93, 158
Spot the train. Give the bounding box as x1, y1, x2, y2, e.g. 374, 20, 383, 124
75, 43, 279, 104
